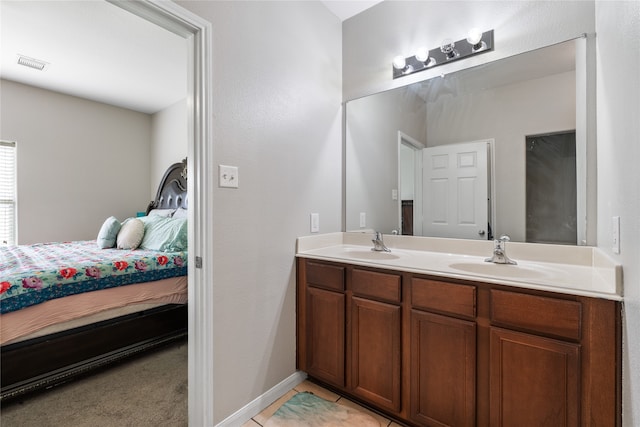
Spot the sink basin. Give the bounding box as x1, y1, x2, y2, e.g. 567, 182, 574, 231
448, 262, 556, 279
337, 248, 400, 260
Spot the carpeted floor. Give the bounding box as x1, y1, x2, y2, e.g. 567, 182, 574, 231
0, 340, 187, 427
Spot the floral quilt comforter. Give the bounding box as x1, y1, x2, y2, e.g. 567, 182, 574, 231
0, 241, 187, 314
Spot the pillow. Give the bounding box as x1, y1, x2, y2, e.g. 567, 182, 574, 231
148, 208, 176, 217
139, 216, 188, 252
116, 218, 145, 250
172, 208, 188, 219
97, 216, 121, 249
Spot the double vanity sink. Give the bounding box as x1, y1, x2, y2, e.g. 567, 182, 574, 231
297, 232, 622, 300
296, 232, 622, 426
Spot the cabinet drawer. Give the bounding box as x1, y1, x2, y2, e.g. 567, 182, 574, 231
306, 261, 345, 292
491, 290, 581, 340
412, 278, 476, 318
352, 269, 401, 303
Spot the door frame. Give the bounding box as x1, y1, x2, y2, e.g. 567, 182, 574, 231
108, 1, 214, 425
397, 132, 425, 235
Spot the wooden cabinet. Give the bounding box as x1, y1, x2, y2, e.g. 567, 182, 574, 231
489, 327, 580, 426
410, 277, 477, 426
296, 258, 621, 427
298, 261, 346, 387
349, 269, 402, 412
305, 286, 345, 387
488, 289, 582, 426
410, 310, 476, 426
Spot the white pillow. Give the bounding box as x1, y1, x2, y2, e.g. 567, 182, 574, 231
116, 218, 145, 250
172, 208, 188, 219
148, 208, 176, 217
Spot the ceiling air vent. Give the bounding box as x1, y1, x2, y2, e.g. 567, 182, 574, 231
17, 54, 49, 71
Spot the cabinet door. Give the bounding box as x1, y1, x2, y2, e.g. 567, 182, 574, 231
306, 286, 345, 387
410, 310, 476, 427
350, 296, 402, 412
490, 327, 580, 427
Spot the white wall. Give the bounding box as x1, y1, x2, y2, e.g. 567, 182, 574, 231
0, 79, 152, 244
151, 99, 188, 199
176, 1, 342, 422
594, 2, 640, 426
346, 87, 426, 232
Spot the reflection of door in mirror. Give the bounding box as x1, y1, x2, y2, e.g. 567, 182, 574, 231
526, 131, 577, 244
423, 140, 492, 240
399, 132, 425, 235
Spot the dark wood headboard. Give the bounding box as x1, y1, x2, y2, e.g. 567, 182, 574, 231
146, 158, 188, 214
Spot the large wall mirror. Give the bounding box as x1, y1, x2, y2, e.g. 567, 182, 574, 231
345, 37, 595, 245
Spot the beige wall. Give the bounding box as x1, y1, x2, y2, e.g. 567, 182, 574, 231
0, 79, 152, 244
150, 98, 188, 199
177, 1, 343, 422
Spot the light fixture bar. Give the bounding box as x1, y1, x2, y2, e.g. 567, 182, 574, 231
392, 29, 494, 79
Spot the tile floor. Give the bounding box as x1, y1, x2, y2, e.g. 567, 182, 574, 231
242, 380, 403, 427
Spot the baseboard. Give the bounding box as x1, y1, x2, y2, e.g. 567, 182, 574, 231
215, 370, 307, 427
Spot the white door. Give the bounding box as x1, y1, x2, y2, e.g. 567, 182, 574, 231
422, 141, 489, 240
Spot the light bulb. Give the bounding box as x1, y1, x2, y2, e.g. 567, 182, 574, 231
392, 55, 406, 70
415, 47, 429, 63
466, 28, 483, 46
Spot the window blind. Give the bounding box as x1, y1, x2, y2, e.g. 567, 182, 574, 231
0, 141, 17, 245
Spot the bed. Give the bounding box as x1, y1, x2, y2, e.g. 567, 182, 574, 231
0, 158, 189, 402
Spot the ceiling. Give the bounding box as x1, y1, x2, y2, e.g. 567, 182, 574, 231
0, 1, 380, 115
321, 0, 382, 21
0, 1, 187, 114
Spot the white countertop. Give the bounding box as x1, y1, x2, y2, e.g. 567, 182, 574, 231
296, 233, 622, 301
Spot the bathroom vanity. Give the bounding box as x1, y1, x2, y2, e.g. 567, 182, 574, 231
296, 233, 621, 427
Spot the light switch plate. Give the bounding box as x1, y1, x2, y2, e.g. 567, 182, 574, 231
219, 165, 238, 188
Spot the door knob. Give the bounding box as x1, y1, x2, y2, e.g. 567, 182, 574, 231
478, 230, 485, 236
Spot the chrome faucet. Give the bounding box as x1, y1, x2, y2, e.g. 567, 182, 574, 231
372, 231, 391, 252
485, 235, 517, 265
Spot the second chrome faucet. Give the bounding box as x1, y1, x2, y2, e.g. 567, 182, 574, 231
372, 231, 391, 252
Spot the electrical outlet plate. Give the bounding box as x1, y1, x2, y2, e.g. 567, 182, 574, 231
612, 216, 620, 254
310, 213, 319, 233
359, 212, 366, 228
219, 165, 238, 188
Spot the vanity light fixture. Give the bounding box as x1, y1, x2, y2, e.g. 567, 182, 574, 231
440, 38, 459, 60
392, 29, 494, 79
466, 27, 487, 52
415, 47, 436, 67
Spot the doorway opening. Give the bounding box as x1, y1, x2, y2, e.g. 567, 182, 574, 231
525, 131, 577, 244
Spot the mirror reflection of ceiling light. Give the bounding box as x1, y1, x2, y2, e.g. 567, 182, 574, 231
392, 29, 494, 79
17, 54, 49, 71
